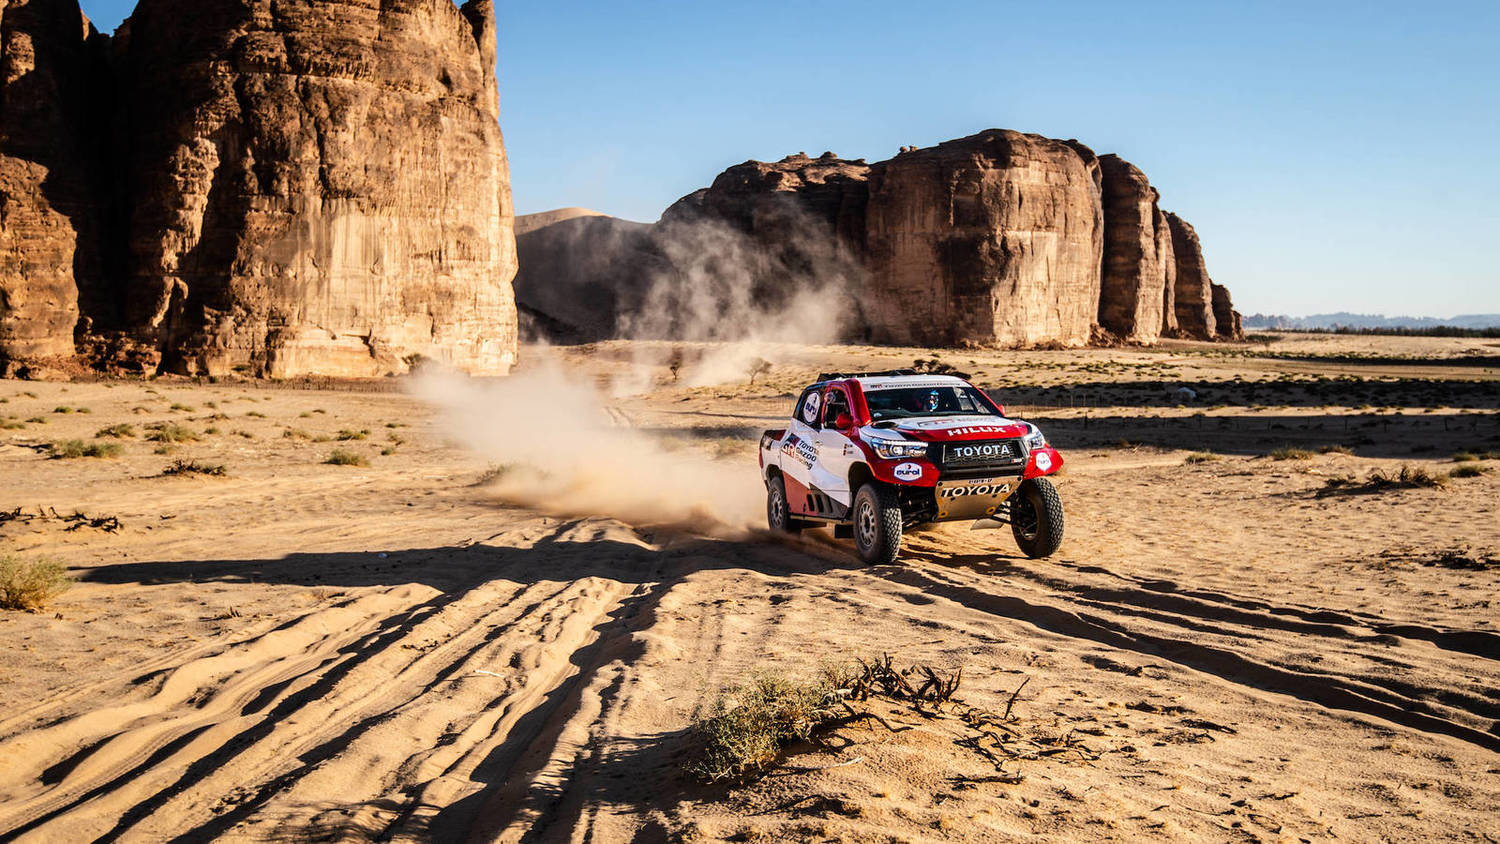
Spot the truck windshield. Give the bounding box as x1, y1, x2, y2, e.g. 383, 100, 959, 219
864, 386, 999, 420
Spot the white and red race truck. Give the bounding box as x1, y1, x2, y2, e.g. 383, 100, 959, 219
759, 370, 1065, 564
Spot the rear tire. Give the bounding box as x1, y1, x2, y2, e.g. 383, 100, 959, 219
852, 483, 902, 565
767, 475, 804, 534
1010, 477, 1064, 558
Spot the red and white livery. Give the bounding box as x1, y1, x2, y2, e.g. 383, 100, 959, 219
759, 369, 1065, 564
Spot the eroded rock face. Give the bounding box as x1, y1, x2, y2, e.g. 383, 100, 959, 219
1211, 282, 1242, 339
115, 0, 518, 377
1155, 207, 1178, 337
661, 152, 870, 251
1165, 211, 1216, 340
1097, 154, 1169, 343
512, 211, 662, 342
0, 0, 104, 368
864, 130, 1102, 347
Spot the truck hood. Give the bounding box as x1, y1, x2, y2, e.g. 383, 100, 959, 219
874, 415, 1030, 443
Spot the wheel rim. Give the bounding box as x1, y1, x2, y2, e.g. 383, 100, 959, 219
770, 485, 785, 527
855, 497, 877, 550
1014, 493, 1039, 540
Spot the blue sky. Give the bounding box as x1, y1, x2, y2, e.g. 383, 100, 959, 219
80, 1, 1497, 317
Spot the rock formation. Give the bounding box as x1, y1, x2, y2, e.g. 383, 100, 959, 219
863, 130, 1103, 347
0, 0, 105, 371
1164, 212, 1217, 340
1097, 154, 1169, 343
0, 0, 520, 378
113, 0, 517, 377
1156, 207, 1178, 337
512, 210, 662, 342
1211, 282, 1243, 339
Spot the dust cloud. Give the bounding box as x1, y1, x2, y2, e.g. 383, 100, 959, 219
412, 361, 765, 537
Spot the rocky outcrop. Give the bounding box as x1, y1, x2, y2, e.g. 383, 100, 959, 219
512, 210, 662, 342
661, 152, 870, 252
1211, 282, 1242, 339
1164, 212, 1216, 340
1097, 154, 1169, 343
0, 0, 105, 370
863, 130, 1102, 347
1156, 207, 1178, 337
108, 0, 518, 377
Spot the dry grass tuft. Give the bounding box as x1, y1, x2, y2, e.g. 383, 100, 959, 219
687, 671, 838, 783
1319, 444, 1354, 455
1450, 464, 1492, 479
1269, 446, 1314, 461
95, 423, 136, 439
325, 449, 369, 467
0, 556, 73, 612
1184, 451, 1221, 464
50, 439, 122, 459
146, 422, 199, 443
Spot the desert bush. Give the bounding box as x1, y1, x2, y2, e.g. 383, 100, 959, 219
336, 428, 369, 441
282, 428, 313, 440
146, 422, 199, 443
1396, 465, 1450, 488
95, 423, 136, 438
687, 671, 838, 783
245, 411, 267, 418
1184, 452, 1220, 464
25, 416, 47, 424
50, 439, 122, 459
380, 446, 399, 456
203, 426, 221, 435
233, 430, 255, 439
1319, 444, 1354, 455
1452, 451, 1478, 462
169, 403, 195, 412
326, 449, 369, 467
1269, 446, 1314, 461
1450, 464, 1492, 479
0, 556, 72, 611
162, 459, 227, 477
0, 416, 25, 430
52, 406, 73, 414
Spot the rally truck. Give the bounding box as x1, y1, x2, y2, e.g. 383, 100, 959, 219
758, 370, 1064, 564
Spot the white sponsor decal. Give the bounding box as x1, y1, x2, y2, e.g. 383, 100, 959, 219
945, 425, 1008, 438
939, 483, 1011, 499
801, 391, 821, 423
796, 439, 818, 467
1034, 451, 1052, 471
893, 462, 922, 482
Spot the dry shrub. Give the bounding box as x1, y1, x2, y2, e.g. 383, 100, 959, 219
1319, 444, 1354, 455
688, 671, 839, 783
163, 459, 227, 477
50, 439, 122, 459
146, 422, 199, 443
1450, 464, 1492, 479
0, 556, 73, 611
1185, 451, 1220, 464
95, 423, 136, 439
326, 449, 368, 467
1269, 446, 1314, 461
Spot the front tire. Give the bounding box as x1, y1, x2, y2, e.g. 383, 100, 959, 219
767, 475, 803, 534
1011, 477, 1064, 558
852, 483, 902, 565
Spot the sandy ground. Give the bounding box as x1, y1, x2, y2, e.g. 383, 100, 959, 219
1, 335, 1498, 842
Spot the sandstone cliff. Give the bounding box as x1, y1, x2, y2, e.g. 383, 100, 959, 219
864, 130, 1102, 347
0, 0, 105, 371
112, 0, 518, 377
1211, 282, 1243, 339
1156, 207, 1178, 337
1165, 211, 1217, 340
1097, 154, 1169, 343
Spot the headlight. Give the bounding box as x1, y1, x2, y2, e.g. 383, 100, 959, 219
872, 439, 928, 459
1025, 424, 1046, 450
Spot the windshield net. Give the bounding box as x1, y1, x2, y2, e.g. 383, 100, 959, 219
864, 386, 998, 420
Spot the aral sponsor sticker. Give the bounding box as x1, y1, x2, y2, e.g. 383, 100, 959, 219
893, 462, 922, 482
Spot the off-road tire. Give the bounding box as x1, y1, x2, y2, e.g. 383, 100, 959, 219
1011, 477, 1064, 558
766, 475, 806, 534
853, 483, 903, 565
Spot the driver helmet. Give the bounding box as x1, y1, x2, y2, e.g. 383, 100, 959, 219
925, 390, 942, 412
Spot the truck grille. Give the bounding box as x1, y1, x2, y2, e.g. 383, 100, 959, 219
936, 438, 1027, 476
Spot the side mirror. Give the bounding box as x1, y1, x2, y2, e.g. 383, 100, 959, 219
833, 412, 854, 430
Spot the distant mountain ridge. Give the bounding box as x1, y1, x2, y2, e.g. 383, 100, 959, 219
1244, 313, 1500, 330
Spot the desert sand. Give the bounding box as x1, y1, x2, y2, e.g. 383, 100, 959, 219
1, 333, 1498, 842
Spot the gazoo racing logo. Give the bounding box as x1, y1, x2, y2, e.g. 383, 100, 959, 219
780, 435, 819, 468
939, 482, 1011, 499
950, 442, 1014, 461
